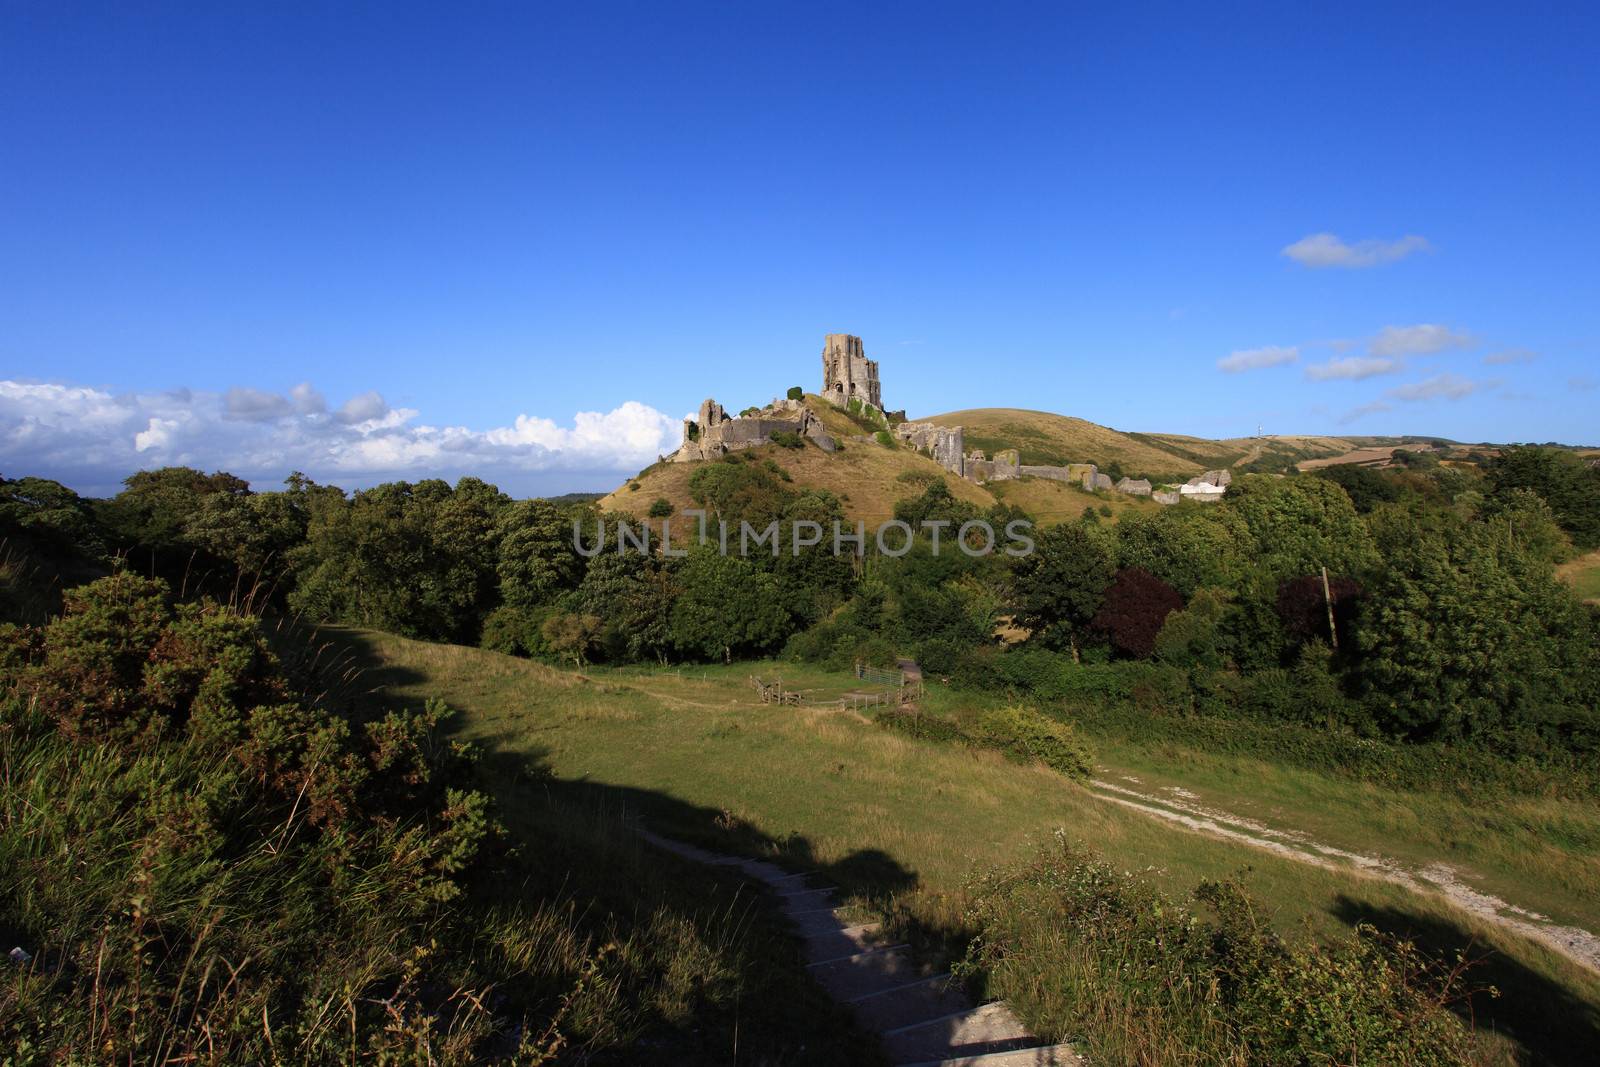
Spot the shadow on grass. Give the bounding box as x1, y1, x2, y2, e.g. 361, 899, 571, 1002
311, 624, 915, 1065
1332, 895, 1600, 1067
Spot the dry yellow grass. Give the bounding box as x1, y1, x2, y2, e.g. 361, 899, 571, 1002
926, 407, 1198, 476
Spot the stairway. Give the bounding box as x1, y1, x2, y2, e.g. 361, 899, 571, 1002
635, 829, 1081, 1067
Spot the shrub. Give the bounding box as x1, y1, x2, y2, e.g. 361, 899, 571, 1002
975, 704, 1094, 779
959, 837, 1479, 1066
648, 496, 674, 518
875, 708, 968, 744
770, 430, 804, 449
786, 385, 804, 401
875, 429, 895, 448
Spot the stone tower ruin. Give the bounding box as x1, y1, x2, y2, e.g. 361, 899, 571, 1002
821, 334, 881, 409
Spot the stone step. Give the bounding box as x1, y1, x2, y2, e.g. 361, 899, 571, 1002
780, 887, 837, 911
882, 1002, 1036, 1065
900, 1044, 1084, 1067
808, 944, 927, 1001
802, 921, 885, 963
848, 972, 972, 1032
789, 905, 858, 936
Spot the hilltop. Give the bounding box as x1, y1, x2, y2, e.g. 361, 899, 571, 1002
600, 395, 1408, 528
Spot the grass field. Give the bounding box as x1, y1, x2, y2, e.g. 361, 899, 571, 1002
1557, 549, 1600, 604
327, 629, 1600, 1065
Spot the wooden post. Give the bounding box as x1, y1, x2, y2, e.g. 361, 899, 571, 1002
1320, 565, 1339, 650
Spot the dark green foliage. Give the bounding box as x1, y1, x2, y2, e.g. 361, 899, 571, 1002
100, 466, 251, 552
1352, 512, 1599, 747
648, 496, 675, 518
1311, 464, 1403, 513
288, 477, 507, 643
1488, 445, 1600, 548
496, 497, 585, 608
960, 839, 1478, 1065
668, 548, 792, 662
892, 479, 980, 527
770, 430, 804, 449
0, 575, 499, 1060
0, 475, 104, 556
1221, 474, 1378, 580
1012, 522, 1115, 653
786, 385, 804, 401
574, 550, 678, 663
1115, 507, 1252, 597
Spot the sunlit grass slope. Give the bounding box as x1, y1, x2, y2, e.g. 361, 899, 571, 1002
330, 628, 1600, 1066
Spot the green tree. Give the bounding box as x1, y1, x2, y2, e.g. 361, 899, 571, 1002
668, 548, 791, 662
1012, 522, 1116, 657
1488, 446, 1600, 548
786, 385, 804, 401
1222, 474, 1378, 580
1353, 514, 1599, 746
496, 499, 584, 608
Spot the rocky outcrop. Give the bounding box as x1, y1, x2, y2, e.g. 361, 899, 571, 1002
821, 334, 882, 409
1115, 477, 1152, 496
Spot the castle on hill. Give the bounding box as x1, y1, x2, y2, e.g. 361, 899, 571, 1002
665, 333, 1227, 504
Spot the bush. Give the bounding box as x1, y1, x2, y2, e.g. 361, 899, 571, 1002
770, 430, 804, 449
875, 708, 967, 744
975, 704, 1094, 779
959, 837, 1479, 1066
786, 385, 804, 401
648, 496, 674, 518
874, 429, 895, 448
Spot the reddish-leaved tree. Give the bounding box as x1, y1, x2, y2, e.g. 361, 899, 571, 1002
1090, 567, 1184, 658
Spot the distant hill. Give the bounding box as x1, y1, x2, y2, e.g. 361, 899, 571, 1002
925, 408, 1363, 481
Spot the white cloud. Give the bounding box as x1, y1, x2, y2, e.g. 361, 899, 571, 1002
0, 379, 682, 495
1386, 374, 1483, 402
134, 417, 180, 452
1370, 323, 1474, 357
1282, 233, 1430, 269
1217, 345, 1298, 373
1305, 356, 1405, 381
290, 381, 327, 413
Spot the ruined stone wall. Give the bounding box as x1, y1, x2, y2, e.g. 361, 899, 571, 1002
671, 397, 835, 462
894, 421, 965, 476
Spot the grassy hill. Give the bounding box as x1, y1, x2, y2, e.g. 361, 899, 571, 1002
601, 399, 1358, 527
326, 627, 1600, 1067
599, 395, 1171, 530
926, 407, 1360, 480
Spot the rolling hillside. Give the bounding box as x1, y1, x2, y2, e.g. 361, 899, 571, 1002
598, 398, 1170, 530
600, 401, 1360, 526
926, 408, 1359, 480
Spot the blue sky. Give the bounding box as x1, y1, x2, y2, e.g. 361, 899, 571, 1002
3, 2, 1597, 495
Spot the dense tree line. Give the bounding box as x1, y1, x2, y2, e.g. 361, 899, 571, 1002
3, 444, 1597, 762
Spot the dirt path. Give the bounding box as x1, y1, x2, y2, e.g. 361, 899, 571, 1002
1086, 777, 1600, 975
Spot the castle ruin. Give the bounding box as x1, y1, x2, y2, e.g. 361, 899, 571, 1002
666, 332, 1226, 505
821, 334, 881, 409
